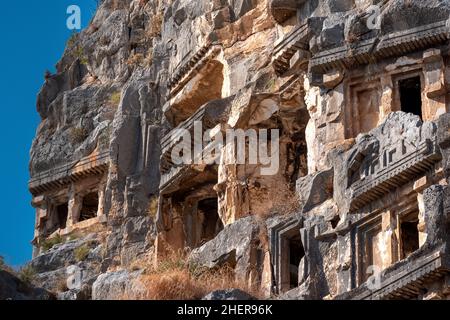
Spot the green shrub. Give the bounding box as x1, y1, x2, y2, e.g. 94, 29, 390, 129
74, 46, 88, 65
69, 127, 88, 144
40, 234, 63, 252
19, 265, 36, 284
110, 91, 121, 105
74, 245, 90, 262
0, 256, 4, 269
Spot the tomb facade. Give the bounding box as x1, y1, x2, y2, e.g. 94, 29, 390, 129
28, 0, 450, 300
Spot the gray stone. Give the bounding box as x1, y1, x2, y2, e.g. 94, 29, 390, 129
233, 0, 258, 17
202, 289, 256, 300
381, 1, 450, 35
92, 270, 144, 300
31, 235, 100, 273
0, 270, 54, 300
189, 216, 262, 281
423, 185, 448, 249
328, 0, 354, 13
296, 168, 334, 212
437, 113, 450, 178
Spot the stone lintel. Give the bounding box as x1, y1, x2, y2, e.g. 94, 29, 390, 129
413, 176, 431, 193
423, 48, 442, 63
31, 195, 45, 208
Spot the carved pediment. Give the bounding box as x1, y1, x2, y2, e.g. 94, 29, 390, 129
346, 113, 442, 211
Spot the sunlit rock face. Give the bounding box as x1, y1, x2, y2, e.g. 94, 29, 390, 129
27, 0, 450, 300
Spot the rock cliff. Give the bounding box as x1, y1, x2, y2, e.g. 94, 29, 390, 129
25, 0, 450, 300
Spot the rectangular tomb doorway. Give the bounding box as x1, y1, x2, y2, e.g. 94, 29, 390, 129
56, 203, 68, 230
399, 76, 423, 120
279, 228, 305, 292
197, 198, 223, 245
399, 211, 420, 260
79, 192, 99, 222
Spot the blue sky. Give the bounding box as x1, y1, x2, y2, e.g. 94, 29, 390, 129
0, 1, 96, 267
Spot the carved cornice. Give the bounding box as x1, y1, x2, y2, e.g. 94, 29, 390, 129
354, 250, 450, 300
310, 20, 450, 73
349, 139, 441, 211
167, 44, 222, 98
29, 151, 110, 195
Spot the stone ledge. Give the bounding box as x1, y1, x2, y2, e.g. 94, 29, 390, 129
272, 18, 324, 75
353, 250, 450, 300
29, 151, 110, 196
272, 22, 309, 75
310, 20, 449, 73
159, 99, 230, 190
167, 44, 222, 98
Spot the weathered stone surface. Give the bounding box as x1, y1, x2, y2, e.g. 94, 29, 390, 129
343, 112, 440, 211
26, 0, 450, 301
92, 270, 145, 300
437, 113, 450, 178
0, 270, 54, 300
422, 185, 448, 250
296, 168, 333, 212
30, 235, 101, 273
189, 216, 262, 282
202, 289, 256, 300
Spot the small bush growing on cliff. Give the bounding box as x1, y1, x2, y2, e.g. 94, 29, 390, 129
0, 256, 15, 274
74, 46, 88, 65
74, 245, 90, 262
109, 91, 121, 105
69, 127, 88, 144
19, 265, 36, 284
148, 11, 163, 38
40, 234, 63, 252
127, 53, 144, 67
57, 278, 69, 293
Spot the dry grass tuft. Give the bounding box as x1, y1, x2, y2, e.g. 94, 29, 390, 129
74, 244, 90, 262
136, 250, 262, 300
109, 91, 121, 105
261, 188, 302, 219
57, 278, 69, 293
147, 196, 159, 218
141, 270, 204, 300
69, 127, 88, 144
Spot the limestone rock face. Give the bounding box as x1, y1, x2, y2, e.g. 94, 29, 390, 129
92, 270, 145, 300
27, 0, 450, 300
189, 216, 263, 283
0, 270, 54, 300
